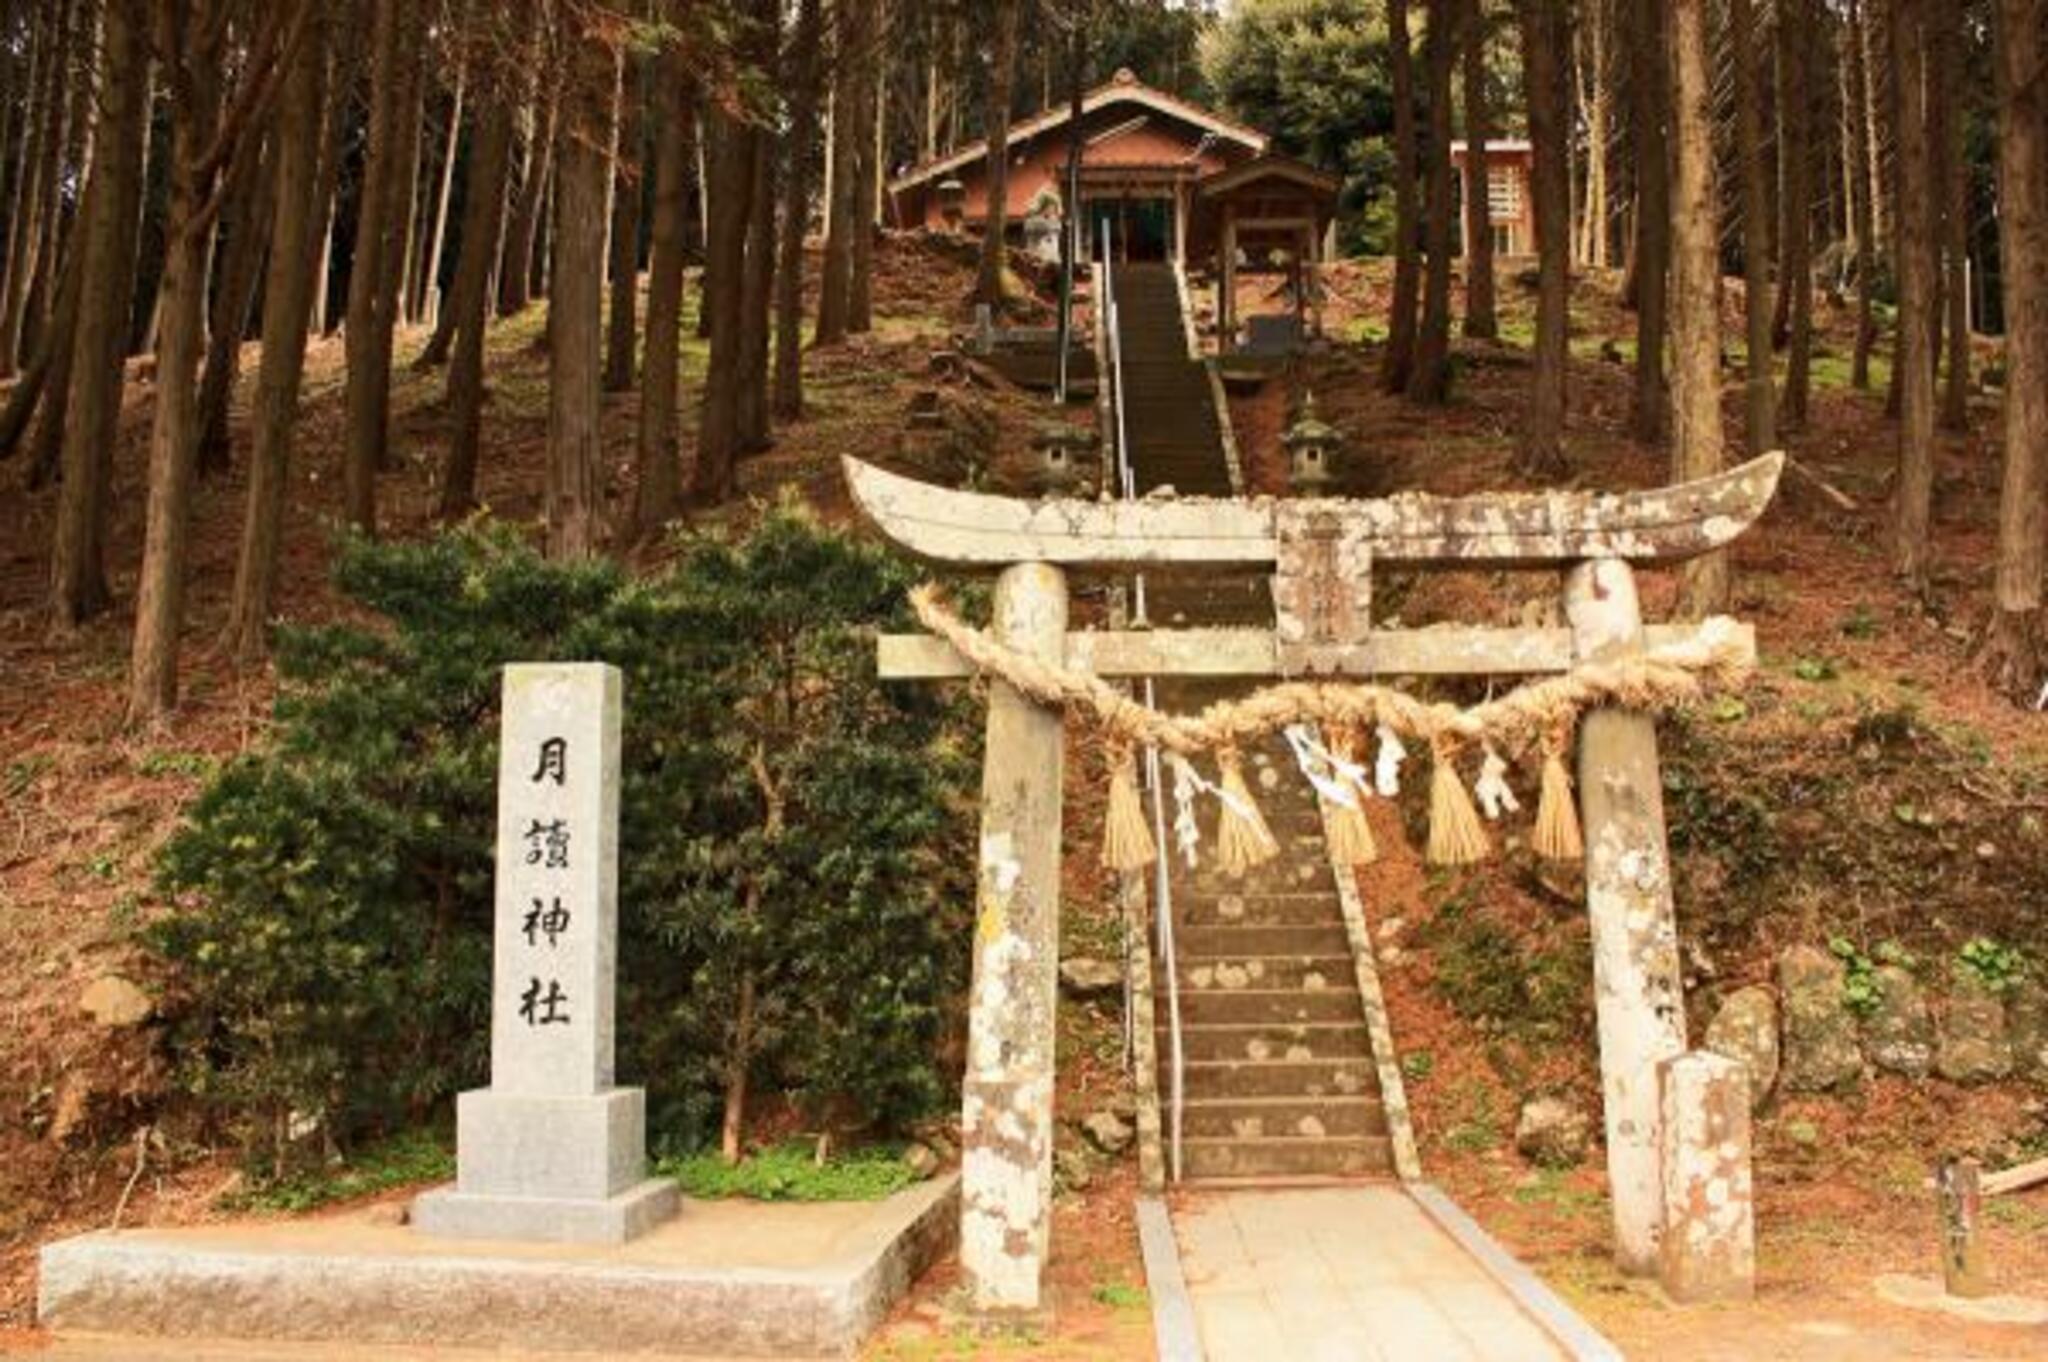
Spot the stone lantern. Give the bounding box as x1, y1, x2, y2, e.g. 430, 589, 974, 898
1283, 394, 1342, 494
938, 178, 967, 234
1032, 421, 1098, 495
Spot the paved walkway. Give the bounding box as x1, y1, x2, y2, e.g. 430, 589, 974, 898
1173, 1186, 1574, 1362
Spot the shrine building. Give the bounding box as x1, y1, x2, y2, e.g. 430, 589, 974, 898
1449, 138, 1538, 259
884, 67, 1335, 356
885, 68, 1339, 307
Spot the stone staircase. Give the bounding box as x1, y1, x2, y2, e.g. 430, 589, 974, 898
1106, 261, 1396, 1182
1149, 677, 1395, 1182
1110, 263, 1233, 498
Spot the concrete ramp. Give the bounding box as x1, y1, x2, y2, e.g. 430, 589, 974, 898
1162, 1184, 1620, 1361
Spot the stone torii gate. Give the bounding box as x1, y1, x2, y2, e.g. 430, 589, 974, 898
848, 450, 1784, 1314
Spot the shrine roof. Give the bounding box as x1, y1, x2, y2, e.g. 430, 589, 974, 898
1196, 153, 1342, 202
886, 69, 1269, 193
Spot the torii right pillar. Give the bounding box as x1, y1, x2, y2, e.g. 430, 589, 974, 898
1566, 559, 1689, 1275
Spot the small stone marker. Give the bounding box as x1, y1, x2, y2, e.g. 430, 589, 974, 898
1656, 1051, 1754, 1303
1937, 1157, 1989, 1298
414, 663, 678, 1244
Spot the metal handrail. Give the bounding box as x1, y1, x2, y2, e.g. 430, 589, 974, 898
1103, 221, 1185, 1184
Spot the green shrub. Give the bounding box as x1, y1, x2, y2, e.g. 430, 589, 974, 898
151, 510, 975, 1172
228, 1129, 456, 1215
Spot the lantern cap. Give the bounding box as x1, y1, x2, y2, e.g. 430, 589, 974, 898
1282, 393, 1341, 450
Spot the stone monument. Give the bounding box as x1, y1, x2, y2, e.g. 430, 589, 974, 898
414, 663, 678, 1244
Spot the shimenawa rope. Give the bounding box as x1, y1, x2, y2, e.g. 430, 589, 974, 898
909, 584, 1752, 874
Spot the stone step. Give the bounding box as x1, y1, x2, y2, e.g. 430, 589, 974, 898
1179, 892, 1351, 927
1186, 800, 1328, 832
1176, 923, 1351, 959
1185, 861, 1339, 898
1180, 1057, 1379, 1099
1123, 439, 1222, 458
1139, 584, 1268, 611
1156, 1020, 1370, 1062
1176, 955, 1356, 992
1224, 802, 1333, 831
1178, 1095, 1389, 1140
1173, 988, 1364, 1026
1180, 1135, 1395, 1180
1123, 441, 1220, 455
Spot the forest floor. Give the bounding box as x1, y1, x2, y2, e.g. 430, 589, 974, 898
4, 239, 2047, 1358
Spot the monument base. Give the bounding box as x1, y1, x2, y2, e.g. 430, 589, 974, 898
412, 1176, 679, 1246
410, 1084, 676, 1244
39, 1175, 960, 1359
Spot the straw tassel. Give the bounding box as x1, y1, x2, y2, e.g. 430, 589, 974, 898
1101, 743, 1157, 871
1426, 737, 1492, 867
1322, 727, 1379, 866
1532, 729, 1585, 862
1213, 749, 1280, 878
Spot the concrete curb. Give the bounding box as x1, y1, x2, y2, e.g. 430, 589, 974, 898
1202, 358, 1248, 496
1134, 1196, 1203, 1362
1122, 867, 1169, 1194
1319, 795, 1425, 1183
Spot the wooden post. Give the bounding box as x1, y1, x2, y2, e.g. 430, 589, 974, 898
1938, 1157, 1990, 1298
1566, 558, 1689, 1276
1173, 181, 1188, 266
1303, 221, 1323, 340
1457, 148, 1471, 257
960, 562, 1068, 1314
1220, 206, 1238, 355
1294, 227, 1308, 342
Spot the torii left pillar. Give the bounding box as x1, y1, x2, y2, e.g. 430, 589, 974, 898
961, 562, 1068, 1314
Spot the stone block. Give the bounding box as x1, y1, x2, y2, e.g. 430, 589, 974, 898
1081, 1109, 1134, 1155
2009, 981, 2048, 1080
1703, 985, 1779, 1109
411, 1176, 679, 1246
1657, 1051, 1754, 1304
1514, 1097, 1591, 1169
1936, 978, 2013, 1084
449, 1086, 646, 1202
41, 1175, 959, 1358
1777, 945, 1862, 1092
79, 976, 153, 1027
1059, 957, 1122, 1000
1862, 964, 1934, 1077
